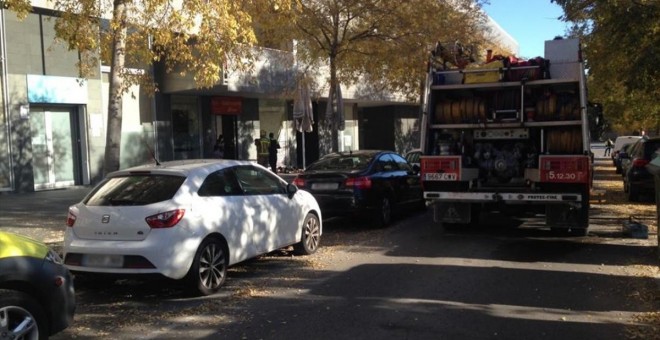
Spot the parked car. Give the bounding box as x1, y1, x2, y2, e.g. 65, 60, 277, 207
292, 150, 424, 227
621, 137, 660, 201
614, 143, 634, 174
0, 231, 76, 339
611, 135, 643, 165
63, 159, 322, 296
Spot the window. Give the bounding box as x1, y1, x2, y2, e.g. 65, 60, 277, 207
375, 154, 396, 172
84, 175, 185, 206
392, 153, 413, 171
234, 166, 285, 195
198, 170, 242, 196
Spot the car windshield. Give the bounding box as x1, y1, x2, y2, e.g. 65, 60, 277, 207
84, 175, 185, 206
306, 153, 374, 171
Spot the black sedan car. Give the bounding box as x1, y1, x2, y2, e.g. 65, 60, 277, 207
0, 231, 76, 339
292, 150, 424, 227
622, 136, 660, 201
614, 143, 634, 174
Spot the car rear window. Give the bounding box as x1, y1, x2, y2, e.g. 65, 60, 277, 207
307, 154, 373, 171
643, 140, 660, 159
84, 175, 185, 206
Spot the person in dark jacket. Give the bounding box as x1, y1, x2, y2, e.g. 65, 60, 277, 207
268, 132, 280, 173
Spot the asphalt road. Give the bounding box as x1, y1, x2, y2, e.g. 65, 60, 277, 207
48, 207, 658, 340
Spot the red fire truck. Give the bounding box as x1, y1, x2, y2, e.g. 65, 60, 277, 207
419, 38, 591, 235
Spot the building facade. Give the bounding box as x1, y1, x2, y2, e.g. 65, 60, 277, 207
0, 5, 511, 193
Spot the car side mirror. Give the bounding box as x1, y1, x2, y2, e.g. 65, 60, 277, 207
286, 183, 298, 198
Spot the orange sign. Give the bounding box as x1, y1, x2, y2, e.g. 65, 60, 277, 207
211, 96, 242, 115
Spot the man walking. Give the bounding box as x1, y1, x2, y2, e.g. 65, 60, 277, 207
268, 132, 280, 173
604, 138, 613, 157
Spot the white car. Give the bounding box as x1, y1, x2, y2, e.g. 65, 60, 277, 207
611, 136, 642, 165
63, 159, 322, 295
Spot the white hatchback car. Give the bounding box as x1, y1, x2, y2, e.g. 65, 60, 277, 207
63, 159, 322, 295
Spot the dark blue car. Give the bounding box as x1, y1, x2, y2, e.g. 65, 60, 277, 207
622, 137, 660, 201
292, 150, 424, 227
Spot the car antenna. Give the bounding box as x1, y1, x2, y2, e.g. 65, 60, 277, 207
143, 137, 161, 165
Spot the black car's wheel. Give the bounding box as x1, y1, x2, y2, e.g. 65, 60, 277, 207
294, 213, 321, 255
0, 289, 48, 340
186, 237, 228, 296
373, 196, 392, 228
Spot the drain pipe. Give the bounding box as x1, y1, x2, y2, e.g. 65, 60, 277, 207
0, 9, 15, 191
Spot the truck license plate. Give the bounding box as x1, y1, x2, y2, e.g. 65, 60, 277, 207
425, 173, 457, 181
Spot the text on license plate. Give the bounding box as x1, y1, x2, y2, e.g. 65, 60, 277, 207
425, 173, 457, 181
311, 183, 339, 190
82, 254, 124, 268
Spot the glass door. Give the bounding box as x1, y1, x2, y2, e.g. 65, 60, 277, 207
30, 107, 75, 190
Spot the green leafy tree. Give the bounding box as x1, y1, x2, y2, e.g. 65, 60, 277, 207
3, 0, 290, 175
264, 0, 489, 152
553, 0, 660, 135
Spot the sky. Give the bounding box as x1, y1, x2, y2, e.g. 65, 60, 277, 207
483, 1, 570, 58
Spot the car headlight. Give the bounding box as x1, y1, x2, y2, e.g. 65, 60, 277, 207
45, 249, 64, 265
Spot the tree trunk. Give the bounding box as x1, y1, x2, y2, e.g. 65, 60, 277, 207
103, 0, 128, 176
329, 56, 339, 152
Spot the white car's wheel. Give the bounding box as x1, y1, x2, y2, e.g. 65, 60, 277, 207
186, 237, 228, 296
294, 213, 321, 255
0, 289, 47, 340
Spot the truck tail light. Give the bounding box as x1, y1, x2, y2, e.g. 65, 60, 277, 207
345, 176, 372, 189
145, 209, 185, 228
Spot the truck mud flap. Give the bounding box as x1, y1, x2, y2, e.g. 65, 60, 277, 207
433, 202, 472, 224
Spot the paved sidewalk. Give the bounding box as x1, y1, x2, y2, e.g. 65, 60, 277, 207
0, 186, 92, 244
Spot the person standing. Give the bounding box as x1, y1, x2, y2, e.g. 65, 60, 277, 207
268, 132, 280, 173
256, 130, 270, 167
213, 135, 224, 158
604, 138, 613, 156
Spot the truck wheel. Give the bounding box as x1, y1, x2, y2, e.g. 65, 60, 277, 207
627, 183, 640, 202
569, 228, 588, 236
572, 190, 590, 235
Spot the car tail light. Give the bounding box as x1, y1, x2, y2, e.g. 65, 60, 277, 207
66, 210, 77, 227
632, 158, 650, 168
292, 177, 305, 187
345, 176, 372, 189
145, 209, 185, 228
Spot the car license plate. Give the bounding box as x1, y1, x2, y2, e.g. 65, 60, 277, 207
82, 254, 124, 268
311, 182, 339, 190
425, 173, 457, 181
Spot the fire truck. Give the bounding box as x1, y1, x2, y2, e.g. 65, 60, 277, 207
419, 38, 591, 235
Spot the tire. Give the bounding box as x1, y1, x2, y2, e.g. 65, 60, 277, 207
569, 228, 588, 236
627, 182, 640, 202
372, 196, 392, 228
294, 213, 321, 255
185, 237, 228, 296
0, 289, 48, 340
